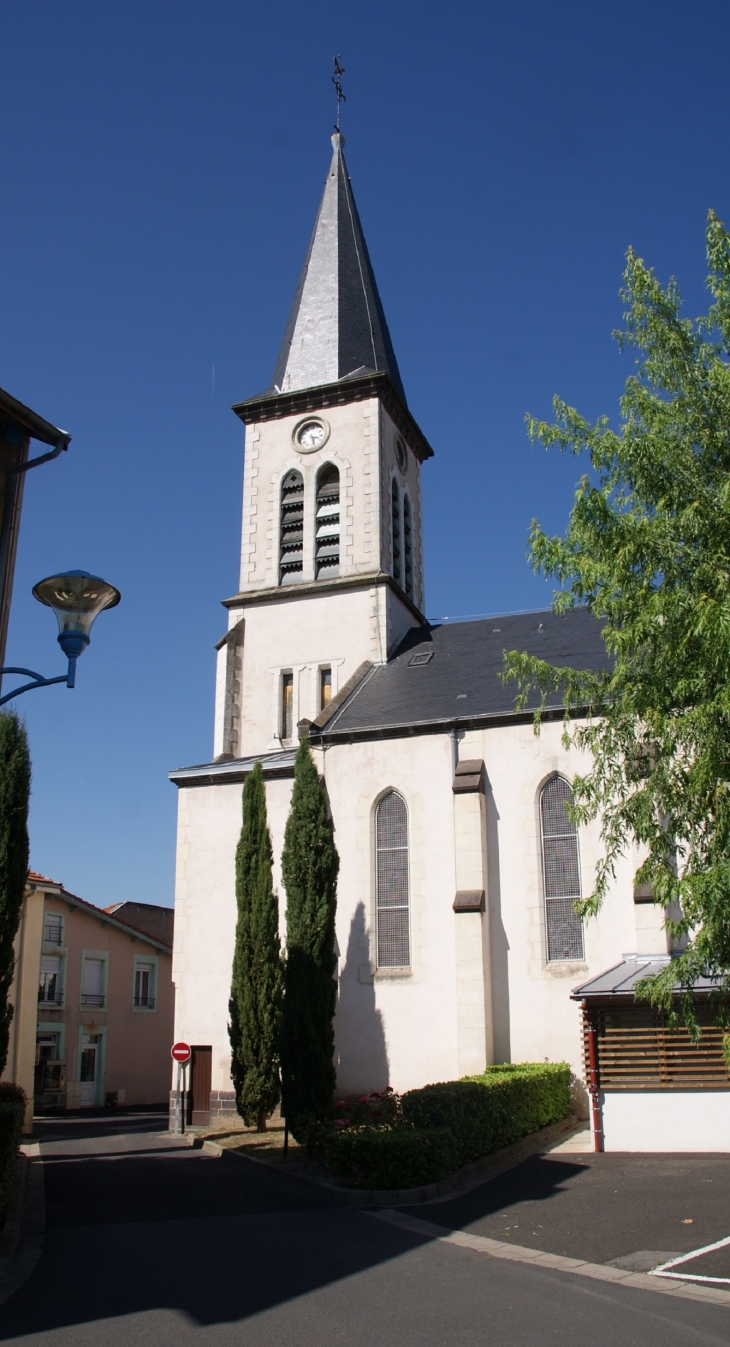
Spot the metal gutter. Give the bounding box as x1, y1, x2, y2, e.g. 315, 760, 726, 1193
170, 748, 297, 789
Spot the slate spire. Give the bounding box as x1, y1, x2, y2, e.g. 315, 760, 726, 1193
269, 134, 406, 404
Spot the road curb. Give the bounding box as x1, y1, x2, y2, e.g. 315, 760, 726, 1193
190, 1114, 581, 1207
369, 1209, 730, 1309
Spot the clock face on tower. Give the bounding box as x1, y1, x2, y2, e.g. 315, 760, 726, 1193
294, 418, 329, 452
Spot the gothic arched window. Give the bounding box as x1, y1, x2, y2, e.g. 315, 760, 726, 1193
375, 790, 410, 967
391, 480, 401, 585
540, 776, 584, 961
403, 492, 414, 599
315, 465, 340, 578
279, 470, 304, 585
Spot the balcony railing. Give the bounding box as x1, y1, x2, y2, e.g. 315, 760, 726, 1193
38, 989, 63, 1005
43, 928, 62, 945
133, 996, 156, 1008
80, 993, 105, 1007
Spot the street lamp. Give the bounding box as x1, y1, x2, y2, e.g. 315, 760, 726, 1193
0, 570, 120, 707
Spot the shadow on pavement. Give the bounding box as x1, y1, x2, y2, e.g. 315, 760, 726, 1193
404, 1150, 730, 1267
0, 1125, 429, 1337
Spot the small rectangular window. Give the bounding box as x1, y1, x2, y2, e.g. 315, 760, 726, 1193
320, 668, 332, 711
39, 956, 62, 1005
281, 673, 294, 741
134, 962, 156, 1009
44, 912, 63, 945
81, 958, 105, 1007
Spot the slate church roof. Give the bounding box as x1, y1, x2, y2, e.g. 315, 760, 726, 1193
315, 607, 611, 741
267, 133, 406, 404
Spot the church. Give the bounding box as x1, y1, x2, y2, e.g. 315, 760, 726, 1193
169, 132, 671, 1134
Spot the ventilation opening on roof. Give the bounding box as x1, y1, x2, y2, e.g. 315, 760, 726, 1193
403, 493, 414, 599
392, 479, 401, 585
279, 470, 304, 585
315, 465, 340, 579
408, 651, 434, 667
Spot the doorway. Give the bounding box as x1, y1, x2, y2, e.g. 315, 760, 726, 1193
79, 1032, 102, 1106
188, 1045, 212, 1126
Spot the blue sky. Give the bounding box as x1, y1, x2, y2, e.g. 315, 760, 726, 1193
1, 1, 728, 907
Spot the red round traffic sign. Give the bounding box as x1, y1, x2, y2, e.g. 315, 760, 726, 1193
171, 1041, 191, 1063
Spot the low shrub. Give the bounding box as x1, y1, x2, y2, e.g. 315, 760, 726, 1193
0, 1086, 26, 1216
322, 1124, 458, 1190
401, 1063, 571, 1168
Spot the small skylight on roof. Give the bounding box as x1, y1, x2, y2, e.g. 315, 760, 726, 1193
408, 651, 434, 667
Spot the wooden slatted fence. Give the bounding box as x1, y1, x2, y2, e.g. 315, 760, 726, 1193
582, 1006, 730, 1089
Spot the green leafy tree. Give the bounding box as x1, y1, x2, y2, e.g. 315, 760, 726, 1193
280, 739, 339, 1135
0, 712, 30, 1075
504, 211, 730, 1030
228, 762, 283, 1131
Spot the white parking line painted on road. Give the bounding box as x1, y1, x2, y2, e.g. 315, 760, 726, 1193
651, 1235, 730, 1285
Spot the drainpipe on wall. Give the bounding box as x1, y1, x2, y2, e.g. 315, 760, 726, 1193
582, 999, 603, 1152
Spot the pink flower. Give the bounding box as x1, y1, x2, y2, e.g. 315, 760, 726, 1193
384, 1086, 394, 1094
334, 1118, 350, 1127
336, 1099, 345, 1107
358, 1095, 369, 1103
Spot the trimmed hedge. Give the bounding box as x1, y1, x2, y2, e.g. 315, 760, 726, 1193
401, 1063, 571, 1168
0, 1084, 25, 1216
323, 1125, 458, 1190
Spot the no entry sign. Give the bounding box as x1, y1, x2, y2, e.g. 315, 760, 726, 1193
171, 1041, 191, 1064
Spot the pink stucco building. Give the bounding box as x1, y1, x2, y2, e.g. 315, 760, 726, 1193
4, 872, 174, 1130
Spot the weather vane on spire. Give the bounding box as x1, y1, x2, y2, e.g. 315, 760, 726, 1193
333, 55, 346, 132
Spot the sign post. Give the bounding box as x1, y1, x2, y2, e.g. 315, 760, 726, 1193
171, 1042, 191, 1134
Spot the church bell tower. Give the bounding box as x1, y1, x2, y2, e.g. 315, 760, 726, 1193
213, 133, 434, 761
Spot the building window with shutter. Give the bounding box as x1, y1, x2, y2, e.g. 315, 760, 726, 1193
403, 492, 414, 599
43, 912, 63, 945
391, 480, 401, 584
315, 465, 340, 578
375, 790, 411, 968
281, 672, 294, 741
279, 470, 304, 584
80, 955, 106, 1008
39, 955, 63, 1005
540, 776, 585, 961
133, 958, 157, 1010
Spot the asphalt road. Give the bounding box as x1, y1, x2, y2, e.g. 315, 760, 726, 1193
0, 1113, 728, 1346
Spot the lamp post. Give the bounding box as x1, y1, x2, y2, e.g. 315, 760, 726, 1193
0, 570, 120, 707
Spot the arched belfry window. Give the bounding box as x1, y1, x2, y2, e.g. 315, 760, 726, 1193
315, 465, 340, 578
403, 493, 414, 599
391, 480, 401, 585
540, 776, 584, 961
375, 790, 410, 967
279, 470, 304, 584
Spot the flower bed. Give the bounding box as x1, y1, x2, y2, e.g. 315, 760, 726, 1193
312, 1064, 571, 1190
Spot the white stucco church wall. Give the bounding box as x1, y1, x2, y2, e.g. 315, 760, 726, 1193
169, 130, 707, 1139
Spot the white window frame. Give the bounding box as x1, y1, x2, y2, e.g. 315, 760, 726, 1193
42, 910, 65, 948
39, 951, 65, 1007
79, 950, 109, 1011
539, 775, 585, 963
132, 955, 159, 1013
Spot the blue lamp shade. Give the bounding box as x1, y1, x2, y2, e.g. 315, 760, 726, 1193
32, 571, 120, 659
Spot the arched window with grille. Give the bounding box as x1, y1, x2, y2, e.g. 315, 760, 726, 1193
375, 790, 410, 967
315, 465, 340, 578
403, 492, 414, 599
391, 479, 401, 585
540, 776, 584, 961
279, 470, 304, 584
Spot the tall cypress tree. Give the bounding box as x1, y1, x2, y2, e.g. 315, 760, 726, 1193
0, 712, 30, 1077
228, 763, 283, 1132
280, 739, 339, 1135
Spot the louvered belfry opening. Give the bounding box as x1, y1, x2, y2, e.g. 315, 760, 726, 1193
540, 776, 584, 961
403, 493, 413, 599
375, 790, 410, 967
391, 480, 401, 584
279, 470, 304, 584
315, 465, 340, 579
